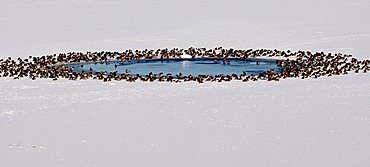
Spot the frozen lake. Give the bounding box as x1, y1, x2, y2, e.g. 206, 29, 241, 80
67, 58, 281, 76
1, 0, 370, 167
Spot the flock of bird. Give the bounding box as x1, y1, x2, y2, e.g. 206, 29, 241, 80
0, 47, 369, 83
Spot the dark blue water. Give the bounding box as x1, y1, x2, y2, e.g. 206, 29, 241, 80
67, 58, 281, 76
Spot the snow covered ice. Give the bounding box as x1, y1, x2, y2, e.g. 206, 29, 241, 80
1, 0, 370, 166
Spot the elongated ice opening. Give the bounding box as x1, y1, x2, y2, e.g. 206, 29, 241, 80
66, 58, 281, 76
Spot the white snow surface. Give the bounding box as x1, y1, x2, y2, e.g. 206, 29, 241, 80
1, 0, 370, 166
